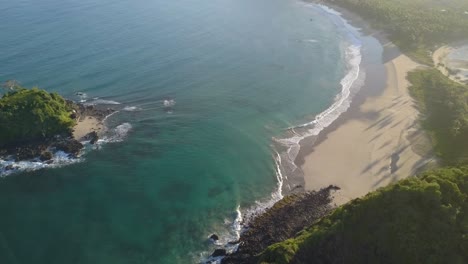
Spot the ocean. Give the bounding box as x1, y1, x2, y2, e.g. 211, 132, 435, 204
0, 0, 369, 263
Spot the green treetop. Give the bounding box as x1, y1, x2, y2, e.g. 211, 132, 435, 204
0, 87, 76, 147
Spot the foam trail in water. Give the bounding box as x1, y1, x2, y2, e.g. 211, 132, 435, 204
303, 39, 318, 43
274, 2, 366, 192
102, 110, 120, 122
123, 106, 142, 111
275, 44, 364, 188
84, 99, 121, 105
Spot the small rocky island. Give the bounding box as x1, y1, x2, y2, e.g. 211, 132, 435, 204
0, 82, 114, 172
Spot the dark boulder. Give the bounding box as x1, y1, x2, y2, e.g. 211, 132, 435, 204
210, 234, 219, 241
5, 165, 15, 171
15, 146, 40, 161
40, 151, 53, 161
53, 139, 83, 157
227, 240, 240, 245
84, 131, 99, 144
211, 249, 227, 258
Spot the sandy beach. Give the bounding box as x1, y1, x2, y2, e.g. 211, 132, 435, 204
433, 45, 468, 84
302, 43, 433, 205
72, 116, 105, 140
433, 46, 457, 81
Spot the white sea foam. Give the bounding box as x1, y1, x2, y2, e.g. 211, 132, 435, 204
163, 99, 176, 107
274, 44, 364, 186
198, 151, 286, 263
98, 123, 132, 144
303, 39, 318, 43
123, 106, 142, 111
75, 92, 88, 103
200, 4, 365, 263
85, 99, 121, 105
206, 5, 365, 258
1, 123, 132, 177
0, 151, 82, 177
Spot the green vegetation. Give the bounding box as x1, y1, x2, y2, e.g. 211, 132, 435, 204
0, 87, 75, 147
325, 0, 468, 64
252, 2, 468, 264
408, 69, 468, 165
259, 167, 468, 264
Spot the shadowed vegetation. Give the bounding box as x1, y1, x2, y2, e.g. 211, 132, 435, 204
324, 0, 468, 64
259, 167, 468, 264
408, 69, 468, 165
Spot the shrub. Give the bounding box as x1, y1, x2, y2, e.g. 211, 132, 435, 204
0, 87, 75, 147
259, 167, 468, 264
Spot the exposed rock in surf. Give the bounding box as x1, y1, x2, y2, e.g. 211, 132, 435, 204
0, 101, 116, 165
221, 185, 339, 264
40, 151, 53, 161
210, 234, 219, 241
52, 139, 83, 158
211, 249, 227, 257
83, 131, 99, 144
13, 143, 48, 161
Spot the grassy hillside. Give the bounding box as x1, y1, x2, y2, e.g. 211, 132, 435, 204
0, 87, 75, 147
259, 167, 468, 264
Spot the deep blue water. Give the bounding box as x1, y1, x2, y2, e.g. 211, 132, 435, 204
0, 0, 362, 263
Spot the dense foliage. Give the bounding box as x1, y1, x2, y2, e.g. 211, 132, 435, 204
0, 87, 75, 147
324, 0, 468, 64
259, 167, 468, 264
408, 69, 468, 164
249, 2, 468, 264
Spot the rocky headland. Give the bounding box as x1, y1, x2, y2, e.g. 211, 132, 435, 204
0, 86, 115, 173
206, 185, 340, 264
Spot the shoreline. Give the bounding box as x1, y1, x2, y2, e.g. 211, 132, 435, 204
433, 45, 468, 85
212, 3, 436, 262
73, 115, 106, 141
298, 33, 434, 205
70, 101, 115, 141
0, 102, 115, 176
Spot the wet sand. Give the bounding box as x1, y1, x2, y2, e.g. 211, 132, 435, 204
302, 43, 434, 205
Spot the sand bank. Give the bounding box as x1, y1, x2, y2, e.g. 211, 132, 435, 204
302, 44, 433, 205
433, 45, 468, 84
73, 116, 105, 140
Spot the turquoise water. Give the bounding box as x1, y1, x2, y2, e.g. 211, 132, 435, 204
0, 0, 357, 263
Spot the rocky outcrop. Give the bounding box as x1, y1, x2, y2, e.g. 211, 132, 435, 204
67, 100, 115, 120
39, 151, 53, 161
52, 138, 83, 157
0, 102, 114, 163
211, 249, 227, 258
83, 131, 99, 144
221, 185, 340, 264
